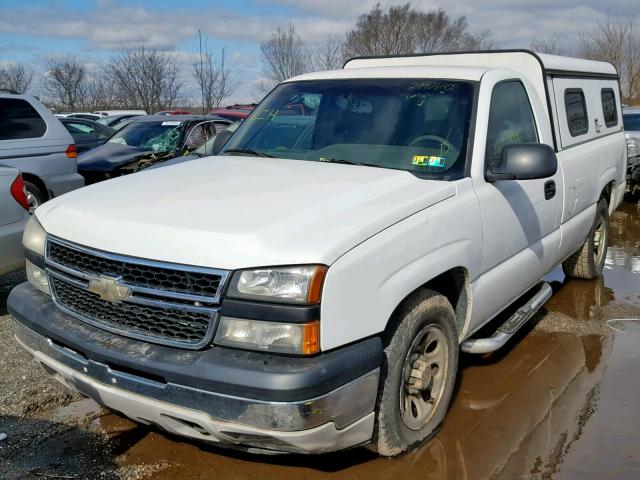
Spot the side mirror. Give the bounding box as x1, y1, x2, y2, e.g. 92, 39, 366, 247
487, 143, 557, 181
211, 129, 235, 155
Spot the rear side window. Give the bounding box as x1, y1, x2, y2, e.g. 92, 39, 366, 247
565, 89, 588, 137
485, 80, 539, 168
0, 98, 47, 140
601, 88, 618, 127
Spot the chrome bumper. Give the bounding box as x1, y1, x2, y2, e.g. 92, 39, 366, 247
12, 319, 378, 453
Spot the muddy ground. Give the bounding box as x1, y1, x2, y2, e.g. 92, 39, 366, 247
1, 201, 639, 480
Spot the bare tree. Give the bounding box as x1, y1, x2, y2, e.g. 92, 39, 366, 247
211, 48, 237, 107
43, 56, 88, 110
85, 69, 124, 111
343, 4, 491, 58
260, 23, 309, 84
311, 35, 344, 71
581, 17, 640, 105
107, 44, 182, 113
0, 63, 35, 94
193, 35, 238, 111
531, 35, 568, 55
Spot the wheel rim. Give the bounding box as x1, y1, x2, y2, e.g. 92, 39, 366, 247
593, 214, 607, 265
399, 323, 449, 431
26, 190, 39, 214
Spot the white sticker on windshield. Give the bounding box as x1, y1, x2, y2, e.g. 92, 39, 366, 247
162, 121, 182, 126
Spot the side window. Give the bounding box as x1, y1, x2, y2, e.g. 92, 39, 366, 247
601, 88, 618, 127
565, 89, 588, 136
0, 98, 47, 140
183, 121, 216, 150
67, 122, 95, 137
485, 81, 539, 168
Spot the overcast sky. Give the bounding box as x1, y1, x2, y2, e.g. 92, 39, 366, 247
0, 0, 632, 103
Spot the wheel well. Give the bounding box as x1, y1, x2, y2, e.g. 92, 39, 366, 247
600, 181, 614, 209
21, 173, 50, 201
387, 267, 470, 336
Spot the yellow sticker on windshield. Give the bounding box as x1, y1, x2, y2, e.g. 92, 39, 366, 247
412, 155, 446, 167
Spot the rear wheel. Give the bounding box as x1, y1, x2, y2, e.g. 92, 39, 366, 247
370, 289, 458, 456
24, 181, 46, 214
562, 198, 609, 279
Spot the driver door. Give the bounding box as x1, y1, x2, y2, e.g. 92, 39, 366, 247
471, 72, 562, 324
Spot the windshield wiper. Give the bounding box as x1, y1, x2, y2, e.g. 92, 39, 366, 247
223, 148, 273, 158
319, 158, 384, 169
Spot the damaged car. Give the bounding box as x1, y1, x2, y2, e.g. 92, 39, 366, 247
78, 115, 231, 184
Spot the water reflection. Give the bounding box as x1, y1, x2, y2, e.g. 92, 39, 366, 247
606, 201, 640, 274
374, 332, 612, 480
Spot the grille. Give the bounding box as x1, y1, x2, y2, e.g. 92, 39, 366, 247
45, 238, 228, 349
48, 240, 222, 298
51, 277, 213, 345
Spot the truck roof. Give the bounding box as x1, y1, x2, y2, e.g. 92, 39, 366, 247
342, 50, 616, 77
288, 65, 490, 83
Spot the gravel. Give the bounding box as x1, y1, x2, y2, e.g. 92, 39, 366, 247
0, 271, 164, 480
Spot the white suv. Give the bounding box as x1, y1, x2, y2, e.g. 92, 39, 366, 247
9, 51, 626, 456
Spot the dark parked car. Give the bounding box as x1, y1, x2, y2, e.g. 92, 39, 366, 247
77, 115, 232, 183
146, 121, 241, 170
59, 118, 115, 153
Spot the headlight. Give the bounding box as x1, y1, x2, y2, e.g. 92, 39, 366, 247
214, 317, 319, 354
227, 265, 327, 304
627, 137, 640, 158
23, 216, 50, 295
23, 215, 46, 256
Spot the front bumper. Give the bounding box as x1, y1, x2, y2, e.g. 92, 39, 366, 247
8, 283, 382, 453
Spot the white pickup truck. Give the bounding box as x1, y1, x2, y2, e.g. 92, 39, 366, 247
9, 50, 626, 456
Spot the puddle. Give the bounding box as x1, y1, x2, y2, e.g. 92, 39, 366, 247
607, 318, 640, 334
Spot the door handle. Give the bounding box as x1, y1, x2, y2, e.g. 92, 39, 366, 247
544, 180, 556, 200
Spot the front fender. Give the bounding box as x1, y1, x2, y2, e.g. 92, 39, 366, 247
320, 180, 483, 351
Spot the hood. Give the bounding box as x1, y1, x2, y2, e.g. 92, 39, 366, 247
77, 142, 156, 172
37, 156, 456, 270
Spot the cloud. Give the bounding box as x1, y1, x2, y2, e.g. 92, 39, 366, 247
0, 0, 635, 103
0, 0, 628, 53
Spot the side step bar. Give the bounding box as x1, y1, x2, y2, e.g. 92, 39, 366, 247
461, 282, 553, 354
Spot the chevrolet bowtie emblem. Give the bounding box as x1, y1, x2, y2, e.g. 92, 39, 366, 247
88, 275, 131, 304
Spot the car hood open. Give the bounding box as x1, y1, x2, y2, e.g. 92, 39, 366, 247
37, 156, 456, 270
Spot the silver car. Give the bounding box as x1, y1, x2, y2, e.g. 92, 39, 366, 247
0, 90, 85, 212
0, 165, 29, 275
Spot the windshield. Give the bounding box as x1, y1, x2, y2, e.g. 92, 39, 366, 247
623, 114, 640, 132
108, 120, 184, 152
223, 79, 475, 179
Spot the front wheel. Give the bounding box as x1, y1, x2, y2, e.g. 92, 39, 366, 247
562, 198, 610, 279
369, 289, 458, 456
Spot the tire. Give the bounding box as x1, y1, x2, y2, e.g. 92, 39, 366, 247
562, 198, 610, 279
369, 289, 459, 457
23, 181, 46, 214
